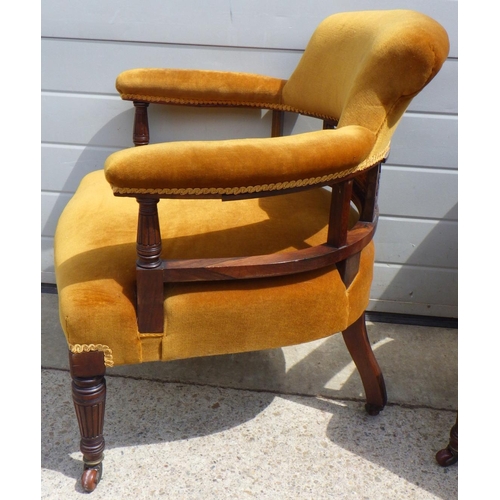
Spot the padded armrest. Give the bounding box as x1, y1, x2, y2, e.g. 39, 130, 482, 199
116, 68, 287, 108
105, 126, 376, 197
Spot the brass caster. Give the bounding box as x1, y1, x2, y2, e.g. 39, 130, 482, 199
436, 446, 458, 467
81, 462, 103, 493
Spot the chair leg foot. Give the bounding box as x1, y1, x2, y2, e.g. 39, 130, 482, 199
69, 350, 107, 492
364, 403, 384, 416
342, 313, 387, 415
436, 416, 458, 466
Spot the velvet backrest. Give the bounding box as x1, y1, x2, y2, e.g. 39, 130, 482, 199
282, 10, 449, 166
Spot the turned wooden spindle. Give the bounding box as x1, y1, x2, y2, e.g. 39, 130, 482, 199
133, 101, 150, 146
359, 164, 381, 223
327, 179, 361, 287
323, 119, 338, 130
328, 179, 354, 248
136, 197, 162, 269
136, 197, 164, 333
271, 110, 284, 137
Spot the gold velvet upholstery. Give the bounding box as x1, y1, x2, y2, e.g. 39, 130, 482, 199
54, 9, 449, 369
116, 10, 449, 176
56, 171, 373, 366
105, 126, 376, 196
116, 68, 287, 108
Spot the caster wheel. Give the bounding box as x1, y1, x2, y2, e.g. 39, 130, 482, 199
436, 447, 458, 467
365, 403, 383, 416
81, 462, 103, 493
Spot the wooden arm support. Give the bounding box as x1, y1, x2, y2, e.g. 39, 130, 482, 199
130, 102, 381, 333
132, 175, 380, 332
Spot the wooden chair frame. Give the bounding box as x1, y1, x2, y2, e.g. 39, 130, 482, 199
70, 99, 388, 492
126, 102, 384, 334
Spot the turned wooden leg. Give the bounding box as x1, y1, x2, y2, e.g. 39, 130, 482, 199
436, 416, 458, 466
69, 350, 107, 493
342, 313, 387, 415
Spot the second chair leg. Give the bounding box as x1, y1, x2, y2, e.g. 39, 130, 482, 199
342, 313, 387, 415
69, 349, 107, 493
436, 416, 458, 466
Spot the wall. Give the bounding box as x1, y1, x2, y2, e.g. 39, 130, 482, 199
41, 0, 458, 317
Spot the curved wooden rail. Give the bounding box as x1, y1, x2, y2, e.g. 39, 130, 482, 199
162, 218, 376, 283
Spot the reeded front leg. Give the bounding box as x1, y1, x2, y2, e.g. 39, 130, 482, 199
342, 313, 387, 415
436, 416, 458, 466
69, 350, 107, 492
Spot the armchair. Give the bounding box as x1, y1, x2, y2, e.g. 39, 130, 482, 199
54, 9, 449, 492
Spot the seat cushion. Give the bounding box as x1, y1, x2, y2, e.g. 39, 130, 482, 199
55, 170, 374, 366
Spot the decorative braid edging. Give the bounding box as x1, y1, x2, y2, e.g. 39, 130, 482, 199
119, 93, 338, 121
111, 146, 389, 197
69, 343, 114, 367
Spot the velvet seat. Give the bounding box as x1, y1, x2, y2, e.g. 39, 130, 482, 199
57, 172, 376, 366
53, 9, 449, 492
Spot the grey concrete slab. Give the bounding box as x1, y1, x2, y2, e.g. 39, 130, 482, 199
42, 292, 457, 410
42, 291, 458, 498
41, 369, 457, 499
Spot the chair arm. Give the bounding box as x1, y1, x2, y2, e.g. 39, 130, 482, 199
105, 126, 376, 197
116, 68, 287, 108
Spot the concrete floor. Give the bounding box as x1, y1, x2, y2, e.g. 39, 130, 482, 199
41, 291, 458, 499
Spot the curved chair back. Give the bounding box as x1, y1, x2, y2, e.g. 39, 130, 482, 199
282, 10, 449, 165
